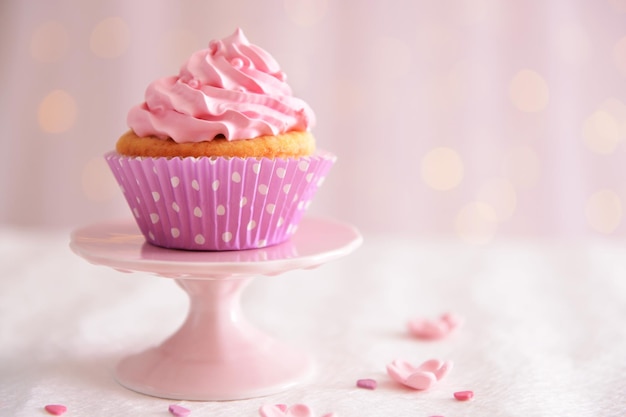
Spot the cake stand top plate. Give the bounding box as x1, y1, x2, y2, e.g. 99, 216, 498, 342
70, 217, 362, 279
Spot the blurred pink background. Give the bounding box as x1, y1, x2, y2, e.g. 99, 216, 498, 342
2, 0, 626, 244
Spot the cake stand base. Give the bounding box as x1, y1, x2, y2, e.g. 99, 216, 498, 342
116, 278, 313, 401
70, 217, 361, 401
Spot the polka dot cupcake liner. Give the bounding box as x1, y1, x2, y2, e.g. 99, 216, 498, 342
105, 151, 336, 251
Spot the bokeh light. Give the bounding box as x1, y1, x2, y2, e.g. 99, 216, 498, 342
614, 36, 626, 77
504, 145, 541, 189
371, 36, 412, 79
283, 0, 328, 27
476, 178, 517, 221
585, 189, 622, 234
81, 157, 119, 202
553, 22, 591, 64
30, 21, 69, 63
582, 110, 622, 154
90, 16, 130, 58
38, 89, 77, 133
455, 202, 498, 244
509, 69, 550, 112
421, 147, 464, 191
599, 98, 626, 139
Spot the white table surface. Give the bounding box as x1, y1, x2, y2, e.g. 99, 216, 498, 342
1, 221, 625, 417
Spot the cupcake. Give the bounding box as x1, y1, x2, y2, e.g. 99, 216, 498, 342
106, 28, 335, 251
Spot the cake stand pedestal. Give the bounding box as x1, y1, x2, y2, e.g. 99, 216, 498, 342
70, 217, 362, 401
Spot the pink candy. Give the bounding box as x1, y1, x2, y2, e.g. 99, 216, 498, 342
407, 312, 464, 340
260, 403, 311, 417
386, 358, 453, 390
453, 390, 474, 401
259, 404, 336, 417
169, 404, 191, 417
356, 378, 377, 390
44, 405, 67, 415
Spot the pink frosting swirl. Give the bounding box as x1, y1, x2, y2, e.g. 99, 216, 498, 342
127, 28, 315, 143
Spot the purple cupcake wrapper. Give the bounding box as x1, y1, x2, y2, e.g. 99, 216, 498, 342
105, 150, 336, 251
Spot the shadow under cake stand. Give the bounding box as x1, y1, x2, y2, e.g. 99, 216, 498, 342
70, 217, 362, 401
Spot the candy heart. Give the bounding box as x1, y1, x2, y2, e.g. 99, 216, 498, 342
407, 312, 464, 340
44, 404, 67, 415
404, 371, 437, 390
387, 358, 453, 390
356, 378, 377, 390
259, 404, 313, 417
168, 404, 191, 417
454, 390, 474, 401
419, 358, 453, 380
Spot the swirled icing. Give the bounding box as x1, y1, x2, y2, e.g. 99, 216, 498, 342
127, 28, 315, 143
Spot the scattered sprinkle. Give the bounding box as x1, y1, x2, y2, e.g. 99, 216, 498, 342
169, 404, 191, 417
259, 403, 311, 417
407, 312, 464, 340
44, 404, 67, 415
259, 403, 336, 417
453, 390, 474, 401
356, 378, 377, 390
386, 358, 453, 390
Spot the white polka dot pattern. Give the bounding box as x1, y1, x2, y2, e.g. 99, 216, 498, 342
105, 151, 336, 250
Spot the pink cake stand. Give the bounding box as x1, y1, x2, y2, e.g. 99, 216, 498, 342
70, 217, 362, 401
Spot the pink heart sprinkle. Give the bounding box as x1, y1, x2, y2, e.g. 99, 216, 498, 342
387, 358, 453, 390
44, 404, 67, 415
404, 372, 436, 390
422, 358, 453, 380
356, 378, 377, 390
169, 404, 191, 417
453, 390, 474, 401
259, 403, 313, 417
407, 312, 464, 340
